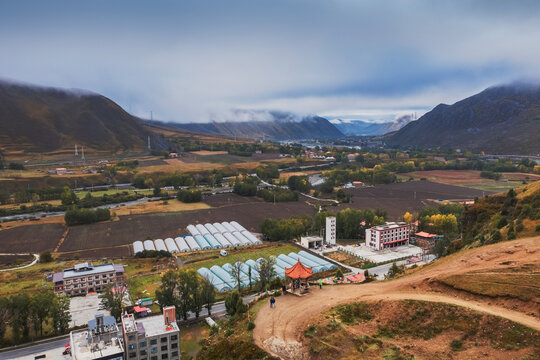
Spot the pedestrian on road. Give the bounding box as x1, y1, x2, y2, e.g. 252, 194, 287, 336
319, 279, 323, 289
270, 296, 275, 308
282, 285, 287, 295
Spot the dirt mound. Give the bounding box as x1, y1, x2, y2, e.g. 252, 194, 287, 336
253, 236, 540, 359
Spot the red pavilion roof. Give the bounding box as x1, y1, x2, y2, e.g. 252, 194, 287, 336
285, 260, 313, 279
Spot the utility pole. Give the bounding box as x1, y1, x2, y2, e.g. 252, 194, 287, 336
81, 146, 85, 162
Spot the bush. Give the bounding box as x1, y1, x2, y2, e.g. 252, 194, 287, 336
450, 339, 463, 351
257, 189, 298, 203
177, 189, 202, 203
233, 183, 257, 196
134, 250, 172, 258
480, 171, 502, 180
247, 321, 255, 331
536, 224, 540, 232
40, 251, 53, 263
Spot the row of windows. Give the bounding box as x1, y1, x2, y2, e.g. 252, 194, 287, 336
130, 352, 179, 360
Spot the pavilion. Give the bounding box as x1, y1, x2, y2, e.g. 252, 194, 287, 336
285, 260, 313, 295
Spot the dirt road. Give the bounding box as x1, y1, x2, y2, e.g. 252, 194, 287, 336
253, 236, 540, 359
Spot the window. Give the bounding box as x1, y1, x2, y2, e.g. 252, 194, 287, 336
170, 334, 177, 341
128, 343, 136, 350
161, 345, 168, 351
140, 349, 148, 356
151, 347, 158, 354
171, 343, 178, 349
161, 337, 168, 343
151, 357, 157, 360
129, 352, 136, 358
172, 351, 178, 357
140, 341, 147, 348
128, 335, 135, 341
150, 339, 157, 345
161, 354, 168, 359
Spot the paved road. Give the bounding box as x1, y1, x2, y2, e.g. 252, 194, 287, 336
1, 294, 258, 359
1, 337, 70, 360
0, 254, 39, 272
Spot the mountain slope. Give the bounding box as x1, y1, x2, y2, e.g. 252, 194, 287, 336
387, 84, 540, 154
165, 111, 344, 140
332, 115, 413, 136
0, 80, 150, 153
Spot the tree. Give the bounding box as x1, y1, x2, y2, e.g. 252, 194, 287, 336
201, 279, 216, 316
176, 269, 199, 320
403, 212, 413, 223
230, 262, 244, 292
155, 270, 179, 311
256, 257, 277, 291
51, 295, 70, 335
40, 251, 53, 263
0, 297, 9, 341
153, 185, 161, 197
61, 187, 78, 206
30, 291, 54, 337
9, 293, 31, 341
100, 285, 125, 321
386, 262, 404, 279
248, 266, 253, 290
177, 189, 202, 203
224, 291, 246, 316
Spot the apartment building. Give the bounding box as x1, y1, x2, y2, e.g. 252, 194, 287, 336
121, 306, 180, 360
52, 262, 125, 296
365, 222, 410, 250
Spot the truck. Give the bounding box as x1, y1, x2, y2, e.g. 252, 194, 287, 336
137, 297, 153, 307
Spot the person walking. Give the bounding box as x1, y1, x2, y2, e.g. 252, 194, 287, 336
319, 279, 323, 289
270, 296, 275, 308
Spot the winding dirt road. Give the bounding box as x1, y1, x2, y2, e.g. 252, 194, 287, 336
253, 236, 540, 359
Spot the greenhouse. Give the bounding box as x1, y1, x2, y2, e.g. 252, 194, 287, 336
174, 237, 190, 252
184, 236, 201, 251
194, 234, 212, 250
203, 233, 222, 249
164, 238, 179, 253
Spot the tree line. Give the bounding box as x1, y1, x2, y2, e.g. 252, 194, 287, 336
0, 292, 70, 345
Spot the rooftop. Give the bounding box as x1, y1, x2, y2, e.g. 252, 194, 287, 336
58, 263, 124, 280
371, 222, 409, 231
122, 313, 179, 338
70, 323, 123, 360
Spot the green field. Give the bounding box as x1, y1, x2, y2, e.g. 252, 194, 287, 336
183, 244, 300, 270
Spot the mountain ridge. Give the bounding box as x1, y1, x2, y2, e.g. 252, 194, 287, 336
386, 83, 540, 154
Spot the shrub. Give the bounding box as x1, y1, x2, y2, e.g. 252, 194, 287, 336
64, 207, 111, 226
39, 251, 53, 263
450, 339, 463, 351
536, 224, 540, 232
177, 189, 202, 203
233, 183, 257, 196
247, 321, 255, 331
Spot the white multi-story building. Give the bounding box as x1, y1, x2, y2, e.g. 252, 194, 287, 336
121, 306, 180, 360
70, 314, 124, 360
325, 216, 336, 245
365, 222, 410, 250
53, 262, 125, 296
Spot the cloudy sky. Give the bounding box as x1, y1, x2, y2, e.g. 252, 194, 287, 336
1, 1, 540, 123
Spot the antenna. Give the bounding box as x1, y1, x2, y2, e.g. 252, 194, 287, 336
75, 144, 78, 156
81, 146, 85, 161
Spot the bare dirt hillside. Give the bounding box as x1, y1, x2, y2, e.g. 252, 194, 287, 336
253, 236, 540, 359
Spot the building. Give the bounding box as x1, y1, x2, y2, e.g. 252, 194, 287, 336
52, 262, 125, 296
414, 231, 439, 248
121, 306, 180, 360
325, 216, 336, 245
300, 235, 324, 249
365, 222, 410, 250
71, 314, 124, 360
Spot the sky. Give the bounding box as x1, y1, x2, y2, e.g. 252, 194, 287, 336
1, 0, 540, 123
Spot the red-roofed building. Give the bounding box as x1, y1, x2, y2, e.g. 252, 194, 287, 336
285, 260, 313, 294
414, 231, 438, 248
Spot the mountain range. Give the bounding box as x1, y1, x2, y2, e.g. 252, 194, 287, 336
386, 83, 540, 154
164, 110, 344, 140
0, 80, 150, 154
331, 115, 413, 136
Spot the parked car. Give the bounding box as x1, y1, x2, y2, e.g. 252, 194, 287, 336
220, 250, 228, 257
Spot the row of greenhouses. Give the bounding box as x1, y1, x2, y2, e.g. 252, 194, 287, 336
197, 251, 338, 292
132, 221, 262, 255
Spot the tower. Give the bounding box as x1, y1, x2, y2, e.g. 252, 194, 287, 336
147, 136, 151, 150
75, 144, 78, 156
81, 146, 85, 161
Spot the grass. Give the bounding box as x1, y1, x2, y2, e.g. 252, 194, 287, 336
438, 264, 540, 301
182, 244, 300, 270
180, 322, 211, 359
303, 300, 540, 359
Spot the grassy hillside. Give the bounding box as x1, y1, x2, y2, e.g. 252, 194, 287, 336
387, 83, 540, 154
0, 80, 150, 154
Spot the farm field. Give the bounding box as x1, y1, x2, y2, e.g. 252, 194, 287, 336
0, 254, 34, 268
113, 199, 211, 216
338, 180, 489, 218
0, 222, 64, 253
406, 170, 540, 192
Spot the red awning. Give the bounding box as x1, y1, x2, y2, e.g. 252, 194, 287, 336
133, 306, 148, 313
285, 260, 313, 279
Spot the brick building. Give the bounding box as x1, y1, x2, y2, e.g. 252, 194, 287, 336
365, 222, 410, 250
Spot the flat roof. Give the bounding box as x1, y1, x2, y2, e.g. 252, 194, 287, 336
136, 314, 180, 338
71, 330, 123, 360
370, 222, 408, 231
62, 263, 118, 279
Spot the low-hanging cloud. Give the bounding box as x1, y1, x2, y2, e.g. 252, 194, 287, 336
1, 0, 540, 123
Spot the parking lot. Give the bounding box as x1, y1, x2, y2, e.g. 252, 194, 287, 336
69, 293, 111, 327
338, 244, 424, 264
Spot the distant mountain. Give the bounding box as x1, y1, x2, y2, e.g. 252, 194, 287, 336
0, 80, 150, 153
161, 110, 344, 140
332, 115, 413, 136
387, 84, 540, 154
